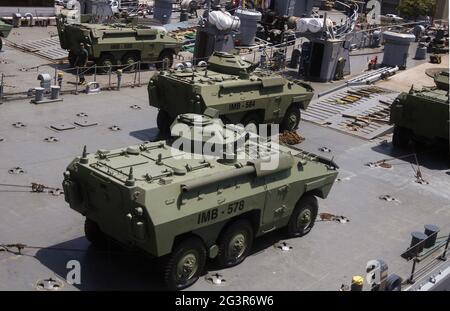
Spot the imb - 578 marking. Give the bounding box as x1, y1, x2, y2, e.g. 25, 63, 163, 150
197, 200, 245, 224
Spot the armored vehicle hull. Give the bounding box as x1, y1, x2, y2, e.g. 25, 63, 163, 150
390, 71, 449, 149
0, 20, 12, 50
148, 52, 314, 133
63, 113, 337, 290
56, 18, 182, 71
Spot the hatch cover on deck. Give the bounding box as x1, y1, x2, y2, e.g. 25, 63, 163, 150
74, 119, 98, 127
302, 86, 399, 140
17, 37, 68, 61
50, 123, 76, 131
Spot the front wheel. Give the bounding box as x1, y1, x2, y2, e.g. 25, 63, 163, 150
122, 52, 140, 72
156, 50, 174, 70
281, 105, 301, 132
287, 194, 318, 238
164, 237, 206, 290
216, 220, 254, 268
241, 112, 261, 134
97, 53, 116, 74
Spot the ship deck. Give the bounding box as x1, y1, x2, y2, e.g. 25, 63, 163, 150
0, 17, 449, 291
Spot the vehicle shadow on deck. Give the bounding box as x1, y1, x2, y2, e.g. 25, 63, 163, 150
35, 237, 165, 290
35, 230, 290, 290
371, 141, 450, 170
129, 127, 160, 142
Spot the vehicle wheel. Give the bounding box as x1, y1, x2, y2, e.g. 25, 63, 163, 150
68, 49, 77, 67
84, 218, 108, 248
241, 112, 261, 133
219, 115, 232, 125
287, 194, 318, 238
0, 38, 3, 51
164, 237, 206, 290
216, 220, 254, 268
97, 53, 116, 74
281, 105, 301, 131
156, 50, 174, 70
392, 125, 410, 148
157, 110, 174, 134
122, 52, 140, 72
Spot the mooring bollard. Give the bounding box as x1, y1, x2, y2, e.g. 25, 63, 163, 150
350, 276, 364, 291
116, 69, 122, 90
50, 85, 60, 100
34, 87, 45, 102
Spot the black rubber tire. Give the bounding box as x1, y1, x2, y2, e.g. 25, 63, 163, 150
164, 237, 206, 290
241, 112, 261, 133
156, 50, 174, 70
286, 194, 318, 238
122, 52, 140, 72
84, 218, 108, 248
68, 49, 77, 67
97, 53, 116, 74
385, 274, 402, 291
281, 105, 301, 131
157, 110, 174, 134
0, 38, 3, 51
392, 125, 410, 148
216, 219, 254, 268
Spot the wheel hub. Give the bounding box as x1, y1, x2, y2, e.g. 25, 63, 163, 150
228, 233, 246, 259
287, 114, 298, 129
297, 209, 312, 229
176, 252, 198, 281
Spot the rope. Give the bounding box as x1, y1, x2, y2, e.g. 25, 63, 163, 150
0, 182, 62, 194
0, 243, 137, 255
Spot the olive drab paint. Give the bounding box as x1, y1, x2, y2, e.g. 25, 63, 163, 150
63, 113, 338, 288
56, 16, 182, 68
148, 51, 315, 130
390, 71, 449, 146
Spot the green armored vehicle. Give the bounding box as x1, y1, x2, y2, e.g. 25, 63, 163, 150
56, 18, 182, 72
62, 111, 338, 290
0, 20, 13, 50
390, 70, 449, 149
148, 51, 314, 133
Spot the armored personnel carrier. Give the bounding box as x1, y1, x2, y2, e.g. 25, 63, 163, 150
390, 70, 449, 149
62, 111, 338, 290
148, 51, 314, 133
0, 20, 12, 50
56, 17, 182, 72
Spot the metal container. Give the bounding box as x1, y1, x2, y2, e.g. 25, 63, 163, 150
382, 31, 415, 68
180, 9, 189, 22
154, 0, 174, 24
235, 9, 261, 46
